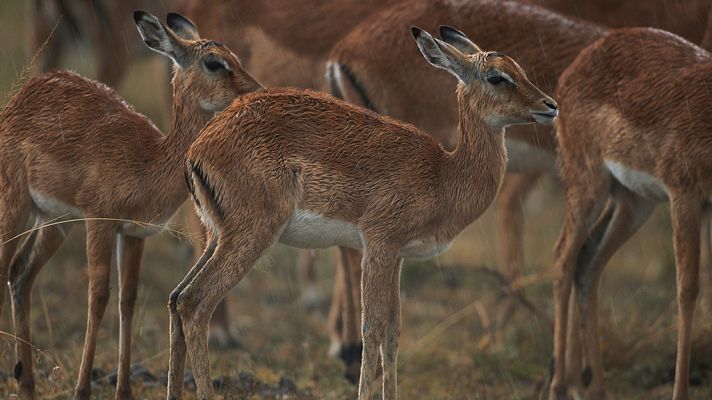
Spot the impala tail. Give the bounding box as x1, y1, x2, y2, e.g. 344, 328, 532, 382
326, 61, 377, 111
186, 158, 225, 234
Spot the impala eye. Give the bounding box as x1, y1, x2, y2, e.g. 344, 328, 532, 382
204, 59, 224, 72
487, 75, 507, 85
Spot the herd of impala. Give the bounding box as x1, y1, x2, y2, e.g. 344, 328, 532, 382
2, 0, 712, 399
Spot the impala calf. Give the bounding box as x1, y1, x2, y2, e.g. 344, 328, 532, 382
550, 28, 712, 400
326, 0, 602, 367
0, 11, 260, 399
170, 26, 557, 400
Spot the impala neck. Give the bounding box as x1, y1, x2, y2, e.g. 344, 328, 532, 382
156, 77, 214, 181
444, 86, 508, 229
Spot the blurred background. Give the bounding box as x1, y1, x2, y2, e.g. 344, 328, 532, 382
1, 0, 711, 398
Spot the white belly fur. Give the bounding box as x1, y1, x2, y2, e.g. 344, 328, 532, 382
279, 210, 363, 249
30, 189, 85, 219
30, 189, 167, 238
279, 210, 452, 259
605, 160, 668, 201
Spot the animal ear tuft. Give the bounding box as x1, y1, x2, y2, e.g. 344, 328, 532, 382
438, 25, 482, 54
167, 12, 200, 40
134, 10, 191, 68
412, 26, 472, 83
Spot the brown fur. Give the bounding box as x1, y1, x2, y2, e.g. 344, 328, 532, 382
326, 0, 602, 353
179, 0, 402, 90
551, 28, 712, 400
178, 0, 406, 356
0, 12, 260, 400
181, 0, 401, 59
528, 0, 712, 51
169, 29, 557, 399
29, 0, 176, 87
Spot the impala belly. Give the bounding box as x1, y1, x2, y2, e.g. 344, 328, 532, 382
30, 189, 85, 218
400, 238, 452, 258
279, 210, 363, 249
30, 189, 169, 238
279, 210, 453, 258
605, 160, 668, 201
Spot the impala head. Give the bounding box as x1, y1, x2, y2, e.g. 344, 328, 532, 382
412, 26, 558, 129
133, 11, 262, 113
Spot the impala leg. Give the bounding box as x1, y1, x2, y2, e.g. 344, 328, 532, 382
493, 171, 541, 343
298, 249, 320, 307
327, 252, 345, 357
10, 221, 69, 400
186, 205, 238, 349
669, 193, 702, 400
357, 244, 398, 400
496, 172, 541, 280
340, 247, 364, 384
29, 0, 66, 74
550, 188, 607, 400
382, 259, 402, 400
178, 216, 288, 400
115, 235, 145, 400
577, 189, 655, 400
566, 200, 616, 395
75, 221, 116, 400
702, 212, 712, 314
0, 192, 32, 323
167, 234, 217, 400
86, 0, 128, 87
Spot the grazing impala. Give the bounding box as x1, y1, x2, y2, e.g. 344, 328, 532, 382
527, 0, 712, 52
0, 11, 261, 399
29, 0, 176, 87
326, 0, 603, 367
169, 26, 557, 400
550, 28, 711, 400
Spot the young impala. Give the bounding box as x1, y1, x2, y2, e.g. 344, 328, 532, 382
325, 0, 602, 372
550, 28, 711, 400
169, 26, 557, 399
0, 11, 261, 399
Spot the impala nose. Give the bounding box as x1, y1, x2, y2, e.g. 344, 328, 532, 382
543, 99, 558, 111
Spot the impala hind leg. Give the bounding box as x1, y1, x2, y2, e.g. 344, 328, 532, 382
298, 249, 320, 307
669, 193, 702, 400
184, 205, 238, 349
10, 221, 69, 400
565, 200, 616, 395
177, 229, 287, 399
175, 202, 292, 400
115, 235, 145, 400
75, 221, 116, 400
0, 192, 32, 323
493, 171, 541, 344
382, 259, 402, 399
576, 188, 655, 399
167, 234, 217, 400
327, 253, 345, 357
339, 247, 363, 384
550, 183, 608, 400
358, 244, 399, 400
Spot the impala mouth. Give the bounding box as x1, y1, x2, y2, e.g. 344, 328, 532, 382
531, 110, 558, 123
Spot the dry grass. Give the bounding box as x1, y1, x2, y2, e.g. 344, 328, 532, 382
1, 0, 712, 398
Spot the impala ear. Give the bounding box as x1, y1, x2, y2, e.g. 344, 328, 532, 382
167, 12, 200, 40
439, 25, 482, 55
412, 26, 473, 83
134, 10, 191, 68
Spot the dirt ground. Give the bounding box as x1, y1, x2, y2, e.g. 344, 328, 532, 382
1, 0, 712, 398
